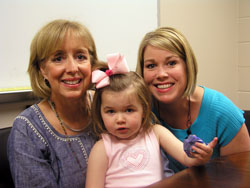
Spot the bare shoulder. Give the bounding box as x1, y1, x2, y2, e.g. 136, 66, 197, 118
153, 123, 170, 131
88, 139, 107, 162
152, 124, 161, 141
92, 139, 105, 151
221, 123, 250, 155
153, 124, 164, 131
152, 124, 171, 137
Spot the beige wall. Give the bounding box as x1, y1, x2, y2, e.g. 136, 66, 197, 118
0, 100, 36, 128
159, 0, 249, 110
238, 0, 250, 110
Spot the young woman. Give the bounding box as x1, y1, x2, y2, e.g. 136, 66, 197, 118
136, 27, 250, 172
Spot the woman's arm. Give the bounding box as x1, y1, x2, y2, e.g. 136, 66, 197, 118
221, 123, 250, 156
7, 119, 59, 188
153, 124, 217, 167
86, 139, 108, 188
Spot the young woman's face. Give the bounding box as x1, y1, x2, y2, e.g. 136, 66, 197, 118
41, 31, 91, 101
143, 45, 187, 104
100, 87, 144, 140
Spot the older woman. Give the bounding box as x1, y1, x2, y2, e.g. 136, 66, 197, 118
136, 27, 250, 172
8, 19, 101, 187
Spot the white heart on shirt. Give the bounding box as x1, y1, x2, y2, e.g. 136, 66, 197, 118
120, 147, 150, 171
127, 154, 143, 167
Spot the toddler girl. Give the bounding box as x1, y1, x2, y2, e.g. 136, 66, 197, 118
86, 53, 217, 188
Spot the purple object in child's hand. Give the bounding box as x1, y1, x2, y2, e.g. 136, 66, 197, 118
184, 135, 206, 157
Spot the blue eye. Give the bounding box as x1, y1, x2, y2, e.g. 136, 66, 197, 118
52, 56, 63, 62
168, 61, 176, 66
77, 54, 87, 60
126, 108, 134, 113
145, 64, 156, 69
107, 110, 114, 114
51, 51, 64, 63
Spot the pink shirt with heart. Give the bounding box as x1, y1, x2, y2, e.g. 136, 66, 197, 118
101, 128, 163, 188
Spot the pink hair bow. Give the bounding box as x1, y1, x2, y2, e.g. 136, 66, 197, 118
92, 53, 130, 89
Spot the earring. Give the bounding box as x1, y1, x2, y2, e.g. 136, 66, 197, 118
44, 78, 51, 88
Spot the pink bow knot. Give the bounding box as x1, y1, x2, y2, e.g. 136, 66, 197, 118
105, 69, 113, 76
92, 53, 130, 89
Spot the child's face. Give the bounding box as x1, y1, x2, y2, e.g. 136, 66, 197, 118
100, 87, 144, 140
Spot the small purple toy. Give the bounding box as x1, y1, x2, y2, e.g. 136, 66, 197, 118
184, 135, 206, 157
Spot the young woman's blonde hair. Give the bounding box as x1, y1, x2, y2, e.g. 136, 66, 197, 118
27, 19, 99, 99
91, 71, 157, 137
136, 27, 198, 97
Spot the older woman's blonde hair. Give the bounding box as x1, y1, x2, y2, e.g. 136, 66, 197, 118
136, 27, 198, 97
28, 19, 99, 99
91, 71, 157, 137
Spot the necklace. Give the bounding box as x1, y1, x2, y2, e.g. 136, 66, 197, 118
157, 96, 192, 136
48, 99, 86, 171
186, 97, 192, 136
48, 100, 86, 132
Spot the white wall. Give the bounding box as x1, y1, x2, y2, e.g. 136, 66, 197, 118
0, 0, 158, 90
0, 0, 158, 128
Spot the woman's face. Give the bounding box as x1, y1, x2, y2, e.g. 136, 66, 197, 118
143, 45, 187, 104
41, 31, 91, 101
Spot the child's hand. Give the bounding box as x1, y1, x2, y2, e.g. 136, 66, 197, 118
189, 137, 218, 165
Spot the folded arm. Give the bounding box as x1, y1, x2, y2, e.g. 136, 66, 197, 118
221, 123, 250, 156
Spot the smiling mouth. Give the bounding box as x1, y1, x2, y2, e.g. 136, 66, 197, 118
156, 83, 173, 89
63, 79, 82, 85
